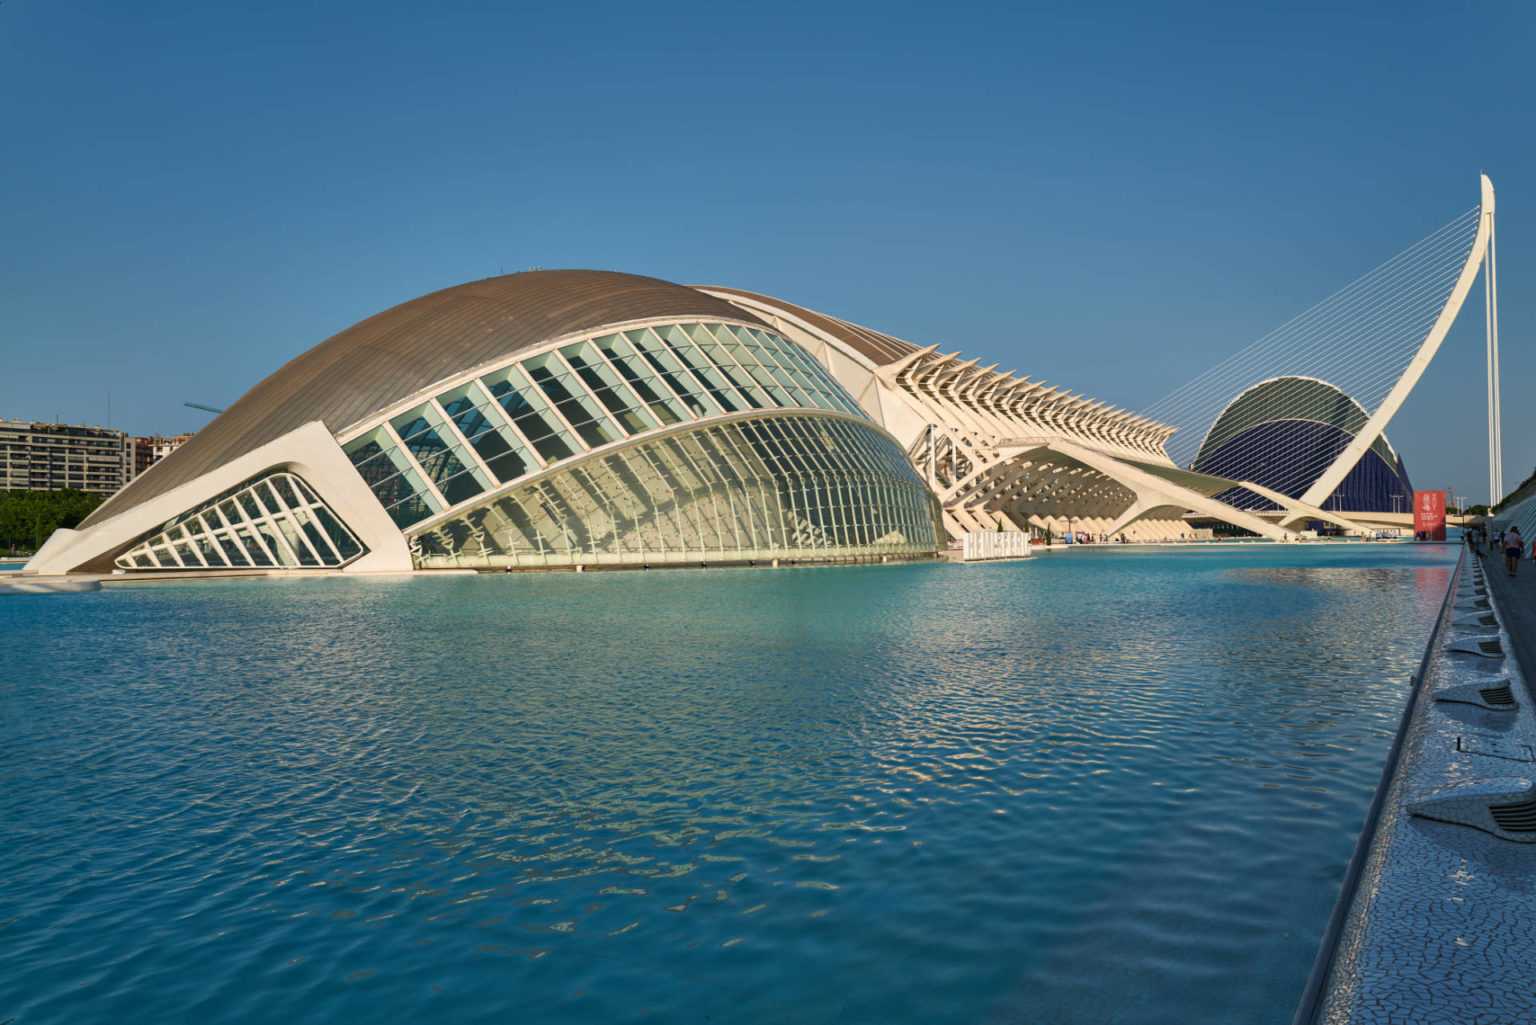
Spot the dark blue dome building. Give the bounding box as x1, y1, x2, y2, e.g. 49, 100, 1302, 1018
1191, 376, 1414, 514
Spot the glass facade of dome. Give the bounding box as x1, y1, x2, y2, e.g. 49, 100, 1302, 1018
338, 321, 868, 533
62, 275, 941, 577
1192, 377, 1414, 514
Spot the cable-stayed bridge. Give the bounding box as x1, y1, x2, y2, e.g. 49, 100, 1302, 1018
1135, 173, 1499, 533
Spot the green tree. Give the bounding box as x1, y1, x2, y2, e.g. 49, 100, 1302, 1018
0, 488, 106, 552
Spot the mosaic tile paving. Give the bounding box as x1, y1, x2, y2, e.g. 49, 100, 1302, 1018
1309, 549, 1536, 1024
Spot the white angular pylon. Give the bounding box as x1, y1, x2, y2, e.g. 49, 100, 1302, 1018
1297, 175, 1496, 510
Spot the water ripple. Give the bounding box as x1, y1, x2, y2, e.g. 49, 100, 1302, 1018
0, 544, 1452, 1024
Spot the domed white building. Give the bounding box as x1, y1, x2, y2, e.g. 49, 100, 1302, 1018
29, 271, 943, 574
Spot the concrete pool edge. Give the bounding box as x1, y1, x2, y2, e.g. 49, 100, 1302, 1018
1298, 544, 1536, 1024
1289, 546, 1464, 1025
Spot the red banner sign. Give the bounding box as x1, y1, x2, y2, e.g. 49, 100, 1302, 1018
1414, 490, 1446, 541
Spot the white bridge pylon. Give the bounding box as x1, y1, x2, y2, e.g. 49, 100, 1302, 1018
1144, 175, 1496, 528
1297, 175, 1494, 510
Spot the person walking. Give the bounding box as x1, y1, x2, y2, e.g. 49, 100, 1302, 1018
1505, 527, 1524, 577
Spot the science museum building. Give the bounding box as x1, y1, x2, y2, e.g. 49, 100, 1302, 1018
29, 272, 944, 575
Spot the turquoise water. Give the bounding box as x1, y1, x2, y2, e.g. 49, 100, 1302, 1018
0, 544, 1454, 1024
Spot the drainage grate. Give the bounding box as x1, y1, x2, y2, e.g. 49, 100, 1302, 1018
1481, 684, 1517, 707
1457, 735, 1534, 761
1447, 637, 1504, 657
1434, 679, 1518, 711
1479, 615, 1499, 628
1490, 801, 1536, 832
1408, 777, 1536, 842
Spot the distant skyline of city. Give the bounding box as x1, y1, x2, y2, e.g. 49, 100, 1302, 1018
3, 2, 1532, 501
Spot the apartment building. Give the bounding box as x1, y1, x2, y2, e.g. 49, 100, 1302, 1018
0, 420, 132, 495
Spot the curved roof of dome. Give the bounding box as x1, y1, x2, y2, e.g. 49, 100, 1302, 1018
83, 270, 766, 529
1193, 375, 1400, 472
698, 286, 921, 366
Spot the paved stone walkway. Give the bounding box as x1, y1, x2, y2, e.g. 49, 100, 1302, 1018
1480, 540, 1536, 682
1302, 544, 1536, 1025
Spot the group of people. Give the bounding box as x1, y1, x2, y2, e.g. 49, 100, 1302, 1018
1474, 525, 1529, 577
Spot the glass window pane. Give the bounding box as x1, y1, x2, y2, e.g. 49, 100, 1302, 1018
657, 327, 746, 412
523, 355, 623, 447
277, 514, 321, 566
402, 425, 468, 484
116, 472, 368, 572
255, 481, 285, 514
238, 491, 264, 520
485, 365, 581, 462
687, 325, 771, 407
270, 475, 300, 507
385, 489, 440, 529
596, 341, 687, 425
387, 402, 495, 506
626, 328, 720, 418
440, 382, 541, 482
234, 526, 274, 566
311, 506, 361, 559
440, 393, 495, 440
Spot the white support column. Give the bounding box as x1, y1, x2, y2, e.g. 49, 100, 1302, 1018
1487, 220, 1496, 503
927, 424, 936, 487
1486, 198, 1503, 502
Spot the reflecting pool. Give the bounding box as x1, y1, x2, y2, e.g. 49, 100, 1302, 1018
0, 543, 1455, 1024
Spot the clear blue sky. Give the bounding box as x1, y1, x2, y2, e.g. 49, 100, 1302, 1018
3, 1, 1532, 503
